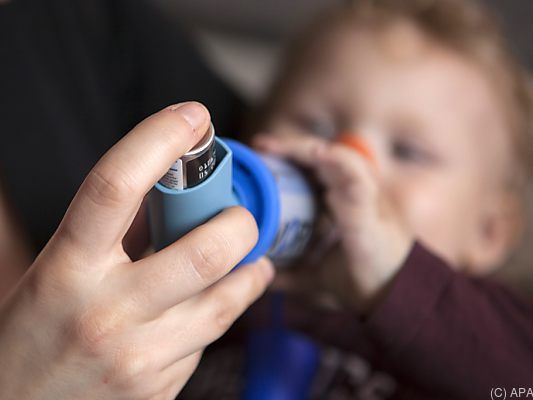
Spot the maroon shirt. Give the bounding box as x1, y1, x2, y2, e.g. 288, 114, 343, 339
361, 243, 533, 399
179, 243, 533, 399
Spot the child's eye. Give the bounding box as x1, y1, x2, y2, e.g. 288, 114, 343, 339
291, 113, 337, 139
391, 139, 434, 164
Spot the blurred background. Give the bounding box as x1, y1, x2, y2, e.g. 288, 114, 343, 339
153, 0, 533, 103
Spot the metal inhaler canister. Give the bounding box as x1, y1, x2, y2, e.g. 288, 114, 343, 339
159, 124, 216, 190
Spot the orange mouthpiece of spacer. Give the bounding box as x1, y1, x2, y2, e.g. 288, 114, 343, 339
336, 134, 377, 167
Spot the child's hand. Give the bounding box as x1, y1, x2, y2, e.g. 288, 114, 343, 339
254, 132, 414, 313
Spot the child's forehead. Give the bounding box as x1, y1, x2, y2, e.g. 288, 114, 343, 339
295, 27, 501, 116
297, 20, 428, 70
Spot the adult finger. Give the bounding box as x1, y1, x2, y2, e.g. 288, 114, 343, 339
316, 144, 377, 198
150, 351, 202, 400
134, 258, 274, 366
123, 198, 150, 261
128, 207, 260, 317
56, 102, 211, 258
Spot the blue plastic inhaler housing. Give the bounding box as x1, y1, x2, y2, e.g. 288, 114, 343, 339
148, 137, 281, 264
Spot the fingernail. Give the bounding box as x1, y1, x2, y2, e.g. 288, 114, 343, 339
170, 102, 207, 131
259, 258, 276, 283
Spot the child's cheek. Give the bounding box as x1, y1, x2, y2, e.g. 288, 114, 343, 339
389, 182, 470, 268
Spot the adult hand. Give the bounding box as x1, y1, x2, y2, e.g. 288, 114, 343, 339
0, 102, 274, 400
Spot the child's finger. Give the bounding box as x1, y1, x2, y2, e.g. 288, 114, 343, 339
325, 190, 369, 224
253, 133, 327, 168
316, 144, 378, 200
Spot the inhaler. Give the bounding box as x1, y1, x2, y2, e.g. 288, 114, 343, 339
148, 124, 320, 400
148, 124, 316, 266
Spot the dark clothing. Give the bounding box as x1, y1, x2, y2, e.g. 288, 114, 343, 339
180, 244, 533, 400
0, 0, 242, 253
361, 244, 533, 399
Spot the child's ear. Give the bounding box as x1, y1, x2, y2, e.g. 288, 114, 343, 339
466, 192, 525, 275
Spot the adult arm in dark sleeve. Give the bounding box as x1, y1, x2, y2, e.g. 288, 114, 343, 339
362, 243, 533, 400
